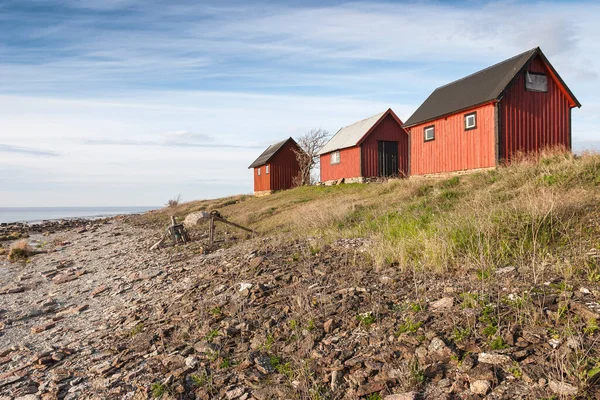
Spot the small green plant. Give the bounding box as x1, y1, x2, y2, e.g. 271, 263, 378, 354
482, 323, 498, 337
209, 306, 222, 316
309, 245, 321, 255
356, 312, 376, 328
151, 382, 166, 398
205, 329, 220, 343
460, 292, 480, 309
365, 393, 382, 400
410, 359, 425, 385
488, 336, 509, 350
557, 303, 569, 321
263, 334, 275, 351
509, 362, 523, 379
441, 176, 460, 188
190, 373, 210, 387
396, 317, 423, 335
584, 318, 598, 335
129, 323, 144, 336
306, 319, 316, 331
408, 301, 426, 312
292, 253, 300, 262
276, 361, 295, 379
289, 319, 298, 330
219, 357, 233, 369
476, 268, 492, 280
452, 326, 471, 342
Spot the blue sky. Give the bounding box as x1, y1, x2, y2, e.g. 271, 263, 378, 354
0, 0, 599, 206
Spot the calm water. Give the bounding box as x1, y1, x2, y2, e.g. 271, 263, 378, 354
0, 206, 158, 224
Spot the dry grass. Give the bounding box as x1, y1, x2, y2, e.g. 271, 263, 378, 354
129, 148, 600, 279
8, 239, 32, 262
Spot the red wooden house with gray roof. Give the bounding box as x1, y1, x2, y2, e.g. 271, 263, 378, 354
248, 137, 304, 195
403, 47, 581, 175
318, 108, 409, 184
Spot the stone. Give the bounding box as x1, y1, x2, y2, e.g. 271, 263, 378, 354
52, 273, 77, 284
225, 387, 246, 399
428, 337, 453, 361
384, 393, 417, 400
323, 319, 334, 334
470, 380, 491, 395
495, 266, 515, 274
249, 256, 264, 269
90, 285, 108, 297
430, 297, 454, 311
31, 322, 56, 334
330, 370, 343, 392
548, 380, 578, 396
478, 352, 512, 365
356, 381, 384, 397
252, 352, 274, 374
570, 302, 599, 321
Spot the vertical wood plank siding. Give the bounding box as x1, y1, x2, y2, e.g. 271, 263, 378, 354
500, 55, 572, 161
319, 147, 361, 182
253, 165, 271, 192
408, 103, 496, 175
270, 141, 301, 191
360, 114, 409, 177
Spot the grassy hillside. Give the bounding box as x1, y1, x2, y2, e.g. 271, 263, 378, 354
134, 149, 600, 282
118, 149, 600, 398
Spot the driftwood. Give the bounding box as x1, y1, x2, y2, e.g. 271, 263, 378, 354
150, 216, 190, 250
207, 210, 255, 246
150, 211, 255, 250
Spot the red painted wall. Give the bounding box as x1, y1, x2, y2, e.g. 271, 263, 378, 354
361, 113, 409, 177
270, 141, 301, 191
320, 146, 361, 182
500, 55, 572, 161
253, 164, 271, 192
408, 103, 496, 175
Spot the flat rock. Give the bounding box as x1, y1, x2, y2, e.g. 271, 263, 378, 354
430, 297, 453, 311
31, 322, 56, 334
548, 380, 578, 396
478, 352, 511, 365
470, 380, 491, 395
384, 393, 417, 400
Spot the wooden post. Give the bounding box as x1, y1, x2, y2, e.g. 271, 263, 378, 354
209, 215, 215, 246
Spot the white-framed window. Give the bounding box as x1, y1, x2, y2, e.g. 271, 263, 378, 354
257, 167, 261, 176
266, 165, 269, 174
525, 72, 548, 92
464, 112, 477, 130
424, 125, 435, 141
330, 150, 341, 164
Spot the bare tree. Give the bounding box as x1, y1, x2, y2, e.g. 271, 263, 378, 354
293, 128, 330, 186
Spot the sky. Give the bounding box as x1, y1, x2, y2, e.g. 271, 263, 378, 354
0, 0, 599, 207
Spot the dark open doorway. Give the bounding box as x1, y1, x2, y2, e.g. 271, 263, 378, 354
378, 141, 398, 177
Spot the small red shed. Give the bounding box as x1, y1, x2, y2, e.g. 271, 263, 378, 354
403, 47, 581, 176
318, 108, 409, 184
248, 137, 304, 195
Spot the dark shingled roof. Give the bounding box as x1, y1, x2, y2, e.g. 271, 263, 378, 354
248, 137, 296, 169
404, 47, 579, 128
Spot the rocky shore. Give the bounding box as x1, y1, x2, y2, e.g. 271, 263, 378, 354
0, 218, 110, 242
0, 219, 599, 399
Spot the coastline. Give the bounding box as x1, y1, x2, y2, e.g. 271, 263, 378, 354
0, 206, 158, 225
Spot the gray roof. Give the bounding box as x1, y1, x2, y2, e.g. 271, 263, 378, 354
318, 110, 386, 155
404, 47, 579, 127
248, 137, 295, 168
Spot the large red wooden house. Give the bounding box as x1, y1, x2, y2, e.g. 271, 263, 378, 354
318, 108, 409, 184
248, 137, 304, 195
403, 47, 581, 175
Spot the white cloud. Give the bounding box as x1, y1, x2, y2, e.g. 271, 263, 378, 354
0, 1, 598, 206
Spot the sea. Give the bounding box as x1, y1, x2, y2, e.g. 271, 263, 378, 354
0, 206, 158, 224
